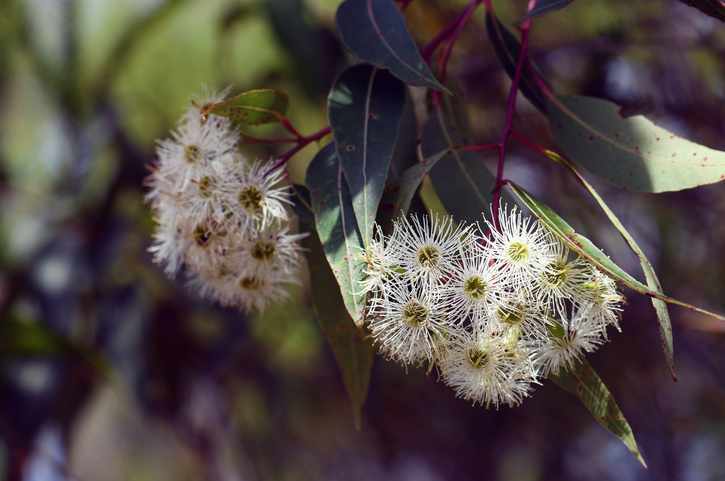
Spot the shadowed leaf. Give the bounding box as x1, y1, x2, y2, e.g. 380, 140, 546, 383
294, 185, 375, 431
518, 0, 575, 22
335, 0, 449, 92
306, 143, 366, 326
329, 64, 406, 249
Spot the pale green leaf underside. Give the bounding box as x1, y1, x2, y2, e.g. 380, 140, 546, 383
547, 94, 725, 192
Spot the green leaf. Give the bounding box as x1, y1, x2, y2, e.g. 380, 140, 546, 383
202, 89, 289, 125
377, 147, 450, 232
295, 187, 375, 431
335, 0, 449, 92
518, 0, 575, 22
485, 12, 547, 113
547, 94, 725, 192
329, 64, 406, 249
306, 143, 367, 326
545, 150, 676, 379
506, 182, 725, 322
388, 87, 419, 178
422, 109, 497, 224
677, 0, 725, 22
549, 357, 647, 468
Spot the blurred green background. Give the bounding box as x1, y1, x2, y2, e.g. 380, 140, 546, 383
1, 0, 725, 480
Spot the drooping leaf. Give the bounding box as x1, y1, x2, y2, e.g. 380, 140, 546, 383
518, 0, 575, 22
306, 143, 367, 326
549, 358, 647, 468
507, 182, 725, 322
547, 94, 725, 192
678, 0, 725, 22
293, 185, 375, 431
335, 0, 449, 92
422, 109, 497, 224
202, 89, 289, 125
377, 147, 450, 232
545, 150, 676, 379
329, 64, 406, 249
485, 12, 547, 113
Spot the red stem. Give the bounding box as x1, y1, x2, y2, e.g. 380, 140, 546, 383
438, 0, 482, 83
240, 135, 297, 145
421, 0, 481, 62
490, 0, 536, 230
266, 125, 332, 174
510, 129, 547, 154
454, 143, 498, 152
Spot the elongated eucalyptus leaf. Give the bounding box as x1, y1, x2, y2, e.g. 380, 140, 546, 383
507, 182, 725, 321
293, 186, 375, 431
377, 147, 450, 231
547, 94, 725, 192
485, 12, 547, 113
545, 150, 676, 379
306, 143, 367, 326
202, 89, 288, 125
329, 64, 406, 249
518, 0, 575, 21
422, 110, 497, 224
549, 358, 647, 468
335, 0, 448, 92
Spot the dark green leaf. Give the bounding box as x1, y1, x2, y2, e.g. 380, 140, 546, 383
388, 86, 419, 178
329, 64, 406, 249
485, 12, 547, 113
678, 0, 725, 22
545, 150, 676, 379
377, 147, 450, 232
335, 0, 449, 92
507, 182, 725, 321
202, 89, 289, 125
518, 0, 575, 22
422, 109, 497, 224
547, 94, 725, 192
297, 195, 375, 431
306, 143, 367, 326
549, 357, 647, 468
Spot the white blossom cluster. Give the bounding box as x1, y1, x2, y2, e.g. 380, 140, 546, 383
361, 205, 624, 408
146, 88, 305, 312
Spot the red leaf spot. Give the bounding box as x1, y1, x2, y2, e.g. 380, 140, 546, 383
629, 172, 634, 177
600, 415, 605, 420
577, 383, 584, 394
656, 137, 660, 141
704, 157, 709, 161
382, 203, 394, 212
589, 136, 594, 141
614, 133, 620, 138
693, 153, 697, 156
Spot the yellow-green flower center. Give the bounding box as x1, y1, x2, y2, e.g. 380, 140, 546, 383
544, 260, 568, 288
498, 304, 524, 326
464, 275, 488, 300
198, 176, 214, 198
416, 246, 440, 270
403, 301, 428, 327
239, 186, 263, 213
467, 347, 489, 369
507, 241, 529, 264
240, 276, 265, 290
251, 240, 276, 262
185, 145, 202, 163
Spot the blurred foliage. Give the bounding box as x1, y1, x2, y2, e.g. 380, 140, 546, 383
0, 0, 724, 480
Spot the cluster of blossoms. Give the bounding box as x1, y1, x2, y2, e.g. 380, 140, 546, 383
361, 205, 624, 408
146, 88, 305, 312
